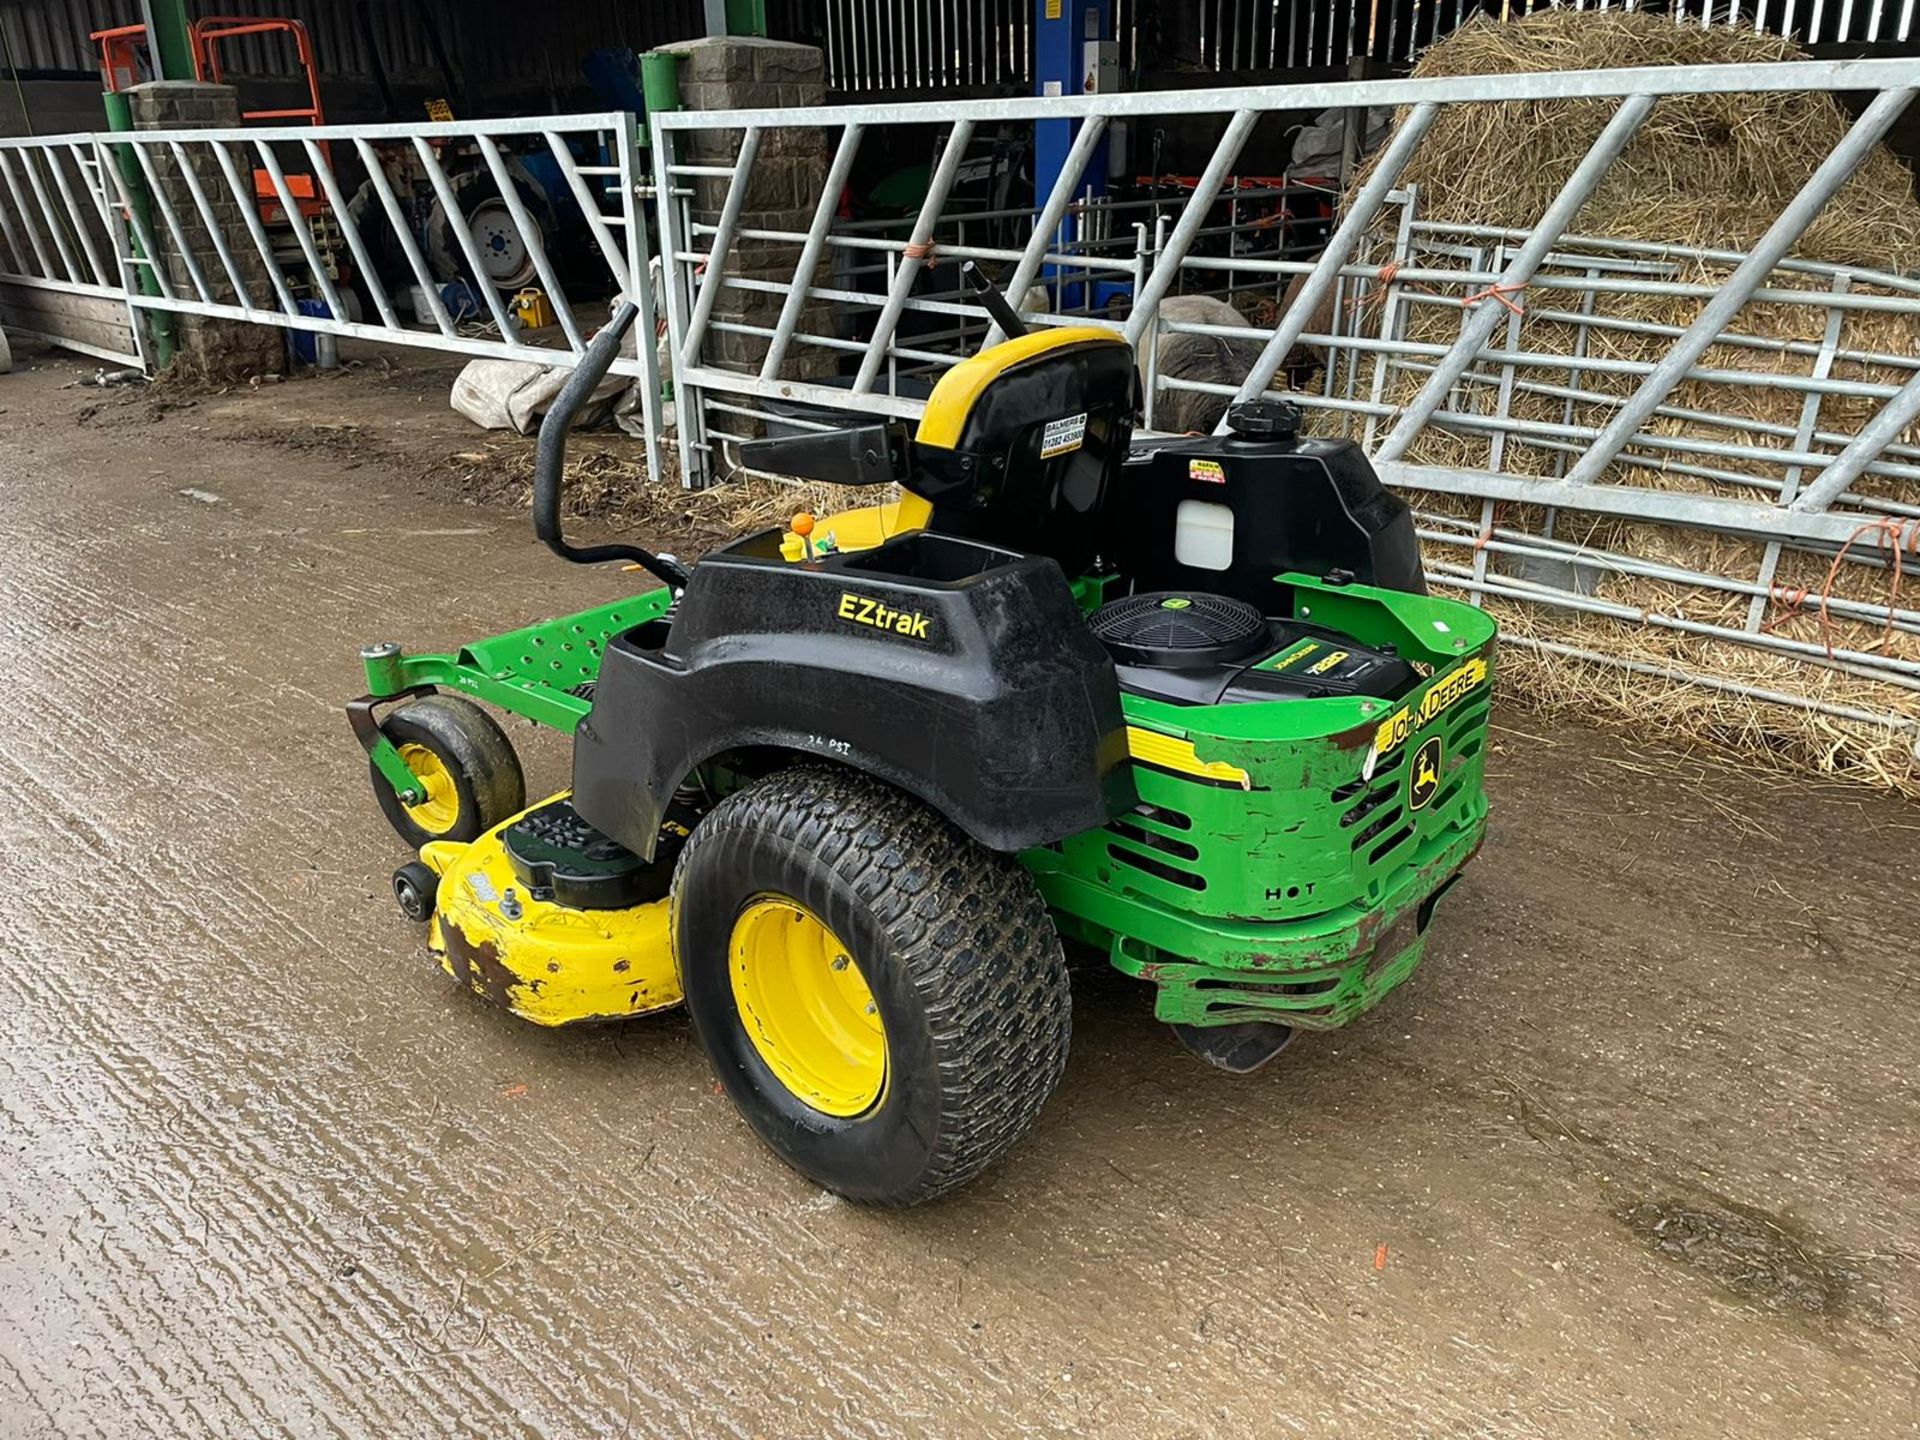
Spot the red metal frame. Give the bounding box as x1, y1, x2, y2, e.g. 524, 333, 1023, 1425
190, 17, 328, 129
89, 16, 332, 227
190, 17, 329, 221
89, 24, 150, 94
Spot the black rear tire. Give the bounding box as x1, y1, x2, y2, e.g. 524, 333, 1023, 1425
370, 695, 525, 848
672, 766, 1072, 1205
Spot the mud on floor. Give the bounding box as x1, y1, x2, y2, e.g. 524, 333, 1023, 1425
1, 339, 1916, 1440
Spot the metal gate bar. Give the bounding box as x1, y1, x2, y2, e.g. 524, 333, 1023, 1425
0, 134, 144, 368
654, 54, 1920, 751
0, 113, 665, 475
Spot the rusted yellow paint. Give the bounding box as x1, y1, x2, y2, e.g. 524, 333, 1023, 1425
421, 795, 681, 1027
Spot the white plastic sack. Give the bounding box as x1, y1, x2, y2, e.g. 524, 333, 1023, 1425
450, 354, 627, 434
452, 301, 665, 437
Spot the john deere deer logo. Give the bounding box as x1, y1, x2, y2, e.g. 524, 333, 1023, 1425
1409, 736, 1444, 811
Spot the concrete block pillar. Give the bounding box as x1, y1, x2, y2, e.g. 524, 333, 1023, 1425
654, 37, 834, 387
128, 81, 285, 381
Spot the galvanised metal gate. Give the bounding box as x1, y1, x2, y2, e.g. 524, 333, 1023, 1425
0, 112, 666, 469
652, 56, 1920, 756
0, 133, 144, 367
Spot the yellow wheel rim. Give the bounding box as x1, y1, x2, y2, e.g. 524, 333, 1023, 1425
398, 743, 460, 835
729, 898, 887, 1117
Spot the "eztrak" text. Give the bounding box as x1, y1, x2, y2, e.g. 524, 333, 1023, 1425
838, 592, 932, 640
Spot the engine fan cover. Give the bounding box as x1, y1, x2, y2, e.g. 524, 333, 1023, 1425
1089, 591, 1270, 670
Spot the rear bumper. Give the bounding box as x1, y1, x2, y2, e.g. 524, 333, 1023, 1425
1034, 811, 1485, 1030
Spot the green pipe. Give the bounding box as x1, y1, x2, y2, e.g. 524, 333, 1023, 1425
103, 89, 175, 368
145, 0, 198, 82
639, 49, 682, 147
724, 0, 768, 36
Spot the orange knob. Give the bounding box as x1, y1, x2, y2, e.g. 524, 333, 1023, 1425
791, 512, 816, 537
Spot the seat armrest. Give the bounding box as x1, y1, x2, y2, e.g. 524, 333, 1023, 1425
740, 422, 914, 487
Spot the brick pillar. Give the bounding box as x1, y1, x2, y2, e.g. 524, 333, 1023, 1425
657, 37, 834, 396
128, 81, 285, 381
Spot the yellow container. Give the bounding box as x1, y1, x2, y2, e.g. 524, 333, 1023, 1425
511, 288, 557, 330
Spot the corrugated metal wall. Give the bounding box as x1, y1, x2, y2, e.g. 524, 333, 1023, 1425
2, 1, 143, 74
4, 1, 1912, 103
771, 0, 1039, 93
0, 1, 705, 91
773, 0, 1920, 95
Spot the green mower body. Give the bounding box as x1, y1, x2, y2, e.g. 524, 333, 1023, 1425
356, 549, 1493, 1060
350, 284, 1495, 1202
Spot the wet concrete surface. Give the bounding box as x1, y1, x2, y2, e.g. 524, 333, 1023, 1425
1, 342, 1917, 1438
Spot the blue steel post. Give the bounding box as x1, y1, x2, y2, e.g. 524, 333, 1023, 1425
1033, 0, 1111, 311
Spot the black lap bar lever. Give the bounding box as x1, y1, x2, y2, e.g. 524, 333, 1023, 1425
532, 302, 690, 589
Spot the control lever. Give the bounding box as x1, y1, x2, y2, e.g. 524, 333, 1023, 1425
532, 302, 689, 589
962, 261, 1030, 341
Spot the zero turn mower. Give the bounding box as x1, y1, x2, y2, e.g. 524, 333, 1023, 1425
349, 267, 1495, 1205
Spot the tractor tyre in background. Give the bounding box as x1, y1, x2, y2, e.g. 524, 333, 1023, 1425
425, 162, 559, 295
672, 766, 1073, 1205
370, 695, 526, 848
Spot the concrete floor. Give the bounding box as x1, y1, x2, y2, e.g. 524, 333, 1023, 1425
1, 342, 1916, 1439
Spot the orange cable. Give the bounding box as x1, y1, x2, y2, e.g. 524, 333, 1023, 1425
1461, 280, 1527, 318
1809, 516, 1920, 659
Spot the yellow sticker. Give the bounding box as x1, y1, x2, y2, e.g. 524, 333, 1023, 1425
1046, 0, 1063, 16
425, 97, 455, 123
1188, 458, 1226, 484
1371, 656, 1489, 756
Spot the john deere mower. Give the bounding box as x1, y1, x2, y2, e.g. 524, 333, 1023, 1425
349, 266, 1495, 1205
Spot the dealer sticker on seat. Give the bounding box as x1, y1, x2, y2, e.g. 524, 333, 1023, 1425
1040, 412, 1087, 458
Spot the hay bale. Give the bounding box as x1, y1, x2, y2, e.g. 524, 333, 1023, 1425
1375, 13, 1920, 266
1340, 11, 1920, 793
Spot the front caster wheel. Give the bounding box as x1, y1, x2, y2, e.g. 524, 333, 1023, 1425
672, 766, 1072, 1206
370, 695, 525, 848
392, 860, 440, 923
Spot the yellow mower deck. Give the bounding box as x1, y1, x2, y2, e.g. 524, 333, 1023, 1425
420, 796, 681, 1026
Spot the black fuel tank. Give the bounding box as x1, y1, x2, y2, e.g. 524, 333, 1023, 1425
1102, 405, 1426, 608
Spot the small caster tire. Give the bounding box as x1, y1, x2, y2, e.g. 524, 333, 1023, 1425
371, 695, 525, 847
392, 861, 440, 923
